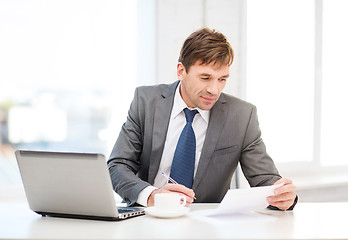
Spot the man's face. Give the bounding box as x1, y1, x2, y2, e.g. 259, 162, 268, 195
177, 61, 230, 110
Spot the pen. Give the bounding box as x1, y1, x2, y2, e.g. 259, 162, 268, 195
161, 172, 196, 200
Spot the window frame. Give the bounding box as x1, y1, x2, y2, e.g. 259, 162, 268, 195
241, 0, 348, 189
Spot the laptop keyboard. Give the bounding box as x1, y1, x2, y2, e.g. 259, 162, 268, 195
117, 207, 145, 219
117, 207, 143, 213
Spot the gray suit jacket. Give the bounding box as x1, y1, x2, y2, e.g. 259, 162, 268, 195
108, 81, 281, 206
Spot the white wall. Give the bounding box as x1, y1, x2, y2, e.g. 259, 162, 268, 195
137, 0, 247, 99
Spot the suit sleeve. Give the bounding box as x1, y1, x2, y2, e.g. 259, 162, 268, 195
239, 106, 298, 210
107, 88, 151, 206
239, 106, 282, 187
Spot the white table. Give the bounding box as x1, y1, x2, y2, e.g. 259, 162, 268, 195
0, 200, 347, 240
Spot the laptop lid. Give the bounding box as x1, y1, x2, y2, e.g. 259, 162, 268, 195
15, 150, 144, 221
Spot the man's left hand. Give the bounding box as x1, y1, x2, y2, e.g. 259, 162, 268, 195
267, 178, 297, 210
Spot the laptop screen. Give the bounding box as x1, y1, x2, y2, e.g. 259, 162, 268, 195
16, 151, 121, 219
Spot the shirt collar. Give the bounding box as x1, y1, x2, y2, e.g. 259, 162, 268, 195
171, 82, 210, 123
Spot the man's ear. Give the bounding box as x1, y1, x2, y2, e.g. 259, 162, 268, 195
177, 62, 185, 81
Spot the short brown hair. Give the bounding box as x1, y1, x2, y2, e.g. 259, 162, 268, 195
179, 27, 234, 72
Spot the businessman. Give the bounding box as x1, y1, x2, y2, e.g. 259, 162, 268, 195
108, 27, 297, 210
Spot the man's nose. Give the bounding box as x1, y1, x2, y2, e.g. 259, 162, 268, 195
206, 80, 219, 95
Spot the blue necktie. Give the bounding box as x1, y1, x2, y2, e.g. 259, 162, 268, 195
170, 108, 198, 188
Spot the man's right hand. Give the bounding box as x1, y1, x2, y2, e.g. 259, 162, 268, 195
147, 184, 195, 207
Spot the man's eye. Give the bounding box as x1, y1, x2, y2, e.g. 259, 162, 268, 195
201, 77, 209, 80
219, 78, 227, 82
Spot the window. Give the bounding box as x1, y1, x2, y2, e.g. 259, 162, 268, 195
247, 0, 348, 170
247, 0, 315, 163
0, 0, 137, 186
321, 0, 348, 166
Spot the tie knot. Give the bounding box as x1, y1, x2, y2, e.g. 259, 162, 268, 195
183, 108, 198, 123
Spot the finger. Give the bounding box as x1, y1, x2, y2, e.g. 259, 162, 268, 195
268, 192, 296, 203
183, 197, 192, 207
160, 184, 195, 206
173, 192, 194, 206
274, 177, 292, 186
274, 183, 296, 196
149, 184, 195, 207
175, 191, 195, 205
162, 183, 195, 199
163, 183, 195, 197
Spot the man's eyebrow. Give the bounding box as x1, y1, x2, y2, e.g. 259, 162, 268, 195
198, 73, 230, 78
198, 73, 211, 76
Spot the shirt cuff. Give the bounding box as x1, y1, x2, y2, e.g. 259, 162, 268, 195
267, 195, 298, 211
137, 186, 158, 207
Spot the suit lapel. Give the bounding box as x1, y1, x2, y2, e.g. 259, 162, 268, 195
148, 81, 179, 184
193, 94, 228, 189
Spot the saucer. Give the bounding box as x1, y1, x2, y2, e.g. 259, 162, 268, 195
145, 207, 190, 218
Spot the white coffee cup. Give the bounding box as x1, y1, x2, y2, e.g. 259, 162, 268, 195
154, 193, 186, 210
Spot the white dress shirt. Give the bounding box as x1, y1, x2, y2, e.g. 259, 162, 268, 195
137, 83, 210, 206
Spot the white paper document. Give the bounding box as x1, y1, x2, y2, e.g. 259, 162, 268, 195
208, 183, 284, 216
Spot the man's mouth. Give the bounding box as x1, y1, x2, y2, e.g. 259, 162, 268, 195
201, 96, 215, 102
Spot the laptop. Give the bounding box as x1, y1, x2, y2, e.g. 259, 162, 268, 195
15, 150, 145, 221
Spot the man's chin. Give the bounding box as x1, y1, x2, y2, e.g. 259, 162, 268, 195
198, 102, 216, 110
199, 96, 218, 110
